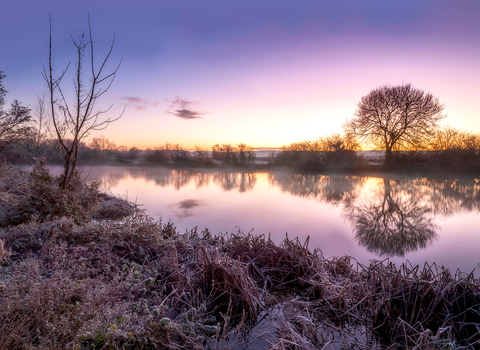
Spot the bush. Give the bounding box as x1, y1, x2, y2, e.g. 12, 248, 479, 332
0, 160, 134, 227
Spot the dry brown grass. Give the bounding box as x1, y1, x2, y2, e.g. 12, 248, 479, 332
0, 160, 135, 227
0, 239, 10, 263
1, 163, 479, 349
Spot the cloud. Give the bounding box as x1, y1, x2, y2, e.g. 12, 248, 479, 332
177, 199, 203, 210
166, 97, 206, 120
171, 199, 205, 220
120, 96, 159, 110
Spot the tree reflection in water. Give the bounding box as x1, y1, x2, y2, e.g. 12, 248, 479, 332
89, 167, 480, 258
344, 178, 437, 257
239, 173, 257, 193
268, 173, 480, 258
93, 167, 258, 194
267, 173, 365, 206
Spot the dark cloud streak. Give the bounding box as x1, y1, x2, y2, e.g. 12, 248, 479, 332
120, 96, 159, 110
166, 97, 206, 120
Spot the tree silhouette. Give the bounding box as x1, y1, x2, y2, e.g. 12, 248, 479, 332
44, 14, 123, 189
344, 84, 444, 169
0, 72, 32, 155
344, 178, 437, 257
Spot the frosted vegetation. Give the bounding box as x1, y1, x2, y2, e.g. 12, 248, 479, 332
1, 163, 480, 349
2, 16, 480, 349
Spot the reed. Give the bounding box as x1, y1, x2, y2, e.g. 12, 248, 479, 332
1, 165, 479, 349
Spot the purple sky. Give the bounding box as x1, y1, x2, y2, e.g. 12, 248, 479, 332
2, 0, 480, 149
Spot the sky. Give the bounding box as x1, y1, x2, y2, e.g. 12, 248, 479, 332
2, 0, 480, 150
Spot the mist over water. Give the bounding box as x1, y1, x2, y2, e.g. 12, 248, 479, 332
52, 166, 480, 273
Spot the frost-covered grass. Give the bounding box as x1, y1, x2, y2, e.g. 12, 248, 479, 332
0, 162, 479, 349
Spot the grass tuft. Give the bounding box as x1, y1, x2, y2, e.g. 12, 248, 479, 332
1, 164, 480, 349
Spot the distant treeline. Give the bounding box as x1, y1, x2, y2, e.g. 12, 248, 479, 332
0, 135, 259, 168
1, 104, 480, 173
388, 126, 480, 172
2, 126, 480, 173
270, 127, 480, 173
269, 133, 363, 172
3, 71, 480, 176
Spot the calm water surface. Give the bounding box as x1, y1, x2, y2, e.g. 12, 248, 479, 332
54, 166, 480, 273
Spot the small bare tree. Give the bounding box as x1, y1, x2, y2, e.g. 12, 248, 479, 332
236, 143, 256, 165
90, 135, 116, 153
43, 14, 123, 189
344, 84, 444, 169
212, 144, 237, 164
30, 91, 57, 159
0, 71, 33, 156
0, 71, 5, 108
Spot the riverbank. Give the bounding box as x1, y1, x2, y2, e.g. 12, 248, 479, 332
40, 158, 480, 179
1, 164, 479, 349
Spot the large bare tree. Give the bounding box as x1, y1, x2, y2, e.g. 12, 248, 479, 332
43, 15, 123, 189
344, 84, 444, 169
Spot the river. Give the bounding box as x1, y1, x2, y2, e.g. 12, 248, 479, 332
50, 165, 480, 274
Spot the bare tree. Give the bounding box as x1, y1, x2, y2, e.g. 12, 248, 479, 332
30, 91, 57, 159
0, 72, 33, 156
427, 126, 480, 171
0, 71, 6, 107
212, 144, 237, 164
90, 135, 116, 153
429, 125, 480, 151
192, 145, 212, 165
126, 146, 141, 161
344, 84, 444, 169
0, 100, 32, 154
89, 135, 117, 162
43, 14, 123, 189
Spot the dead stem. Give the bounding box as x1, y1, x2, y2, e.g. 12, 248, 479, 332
1, 166, 480, 349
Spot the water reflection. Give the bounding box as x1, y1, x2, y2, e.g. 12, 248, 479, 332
92, 167, 258, 194
212, 172, 257, 192
267, 173, 480, 257
343, 178, 437, 257
419, 178, 480, 216
84, 167, 480, 259
172, 199, 205, 220
267, 173, 365, 206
